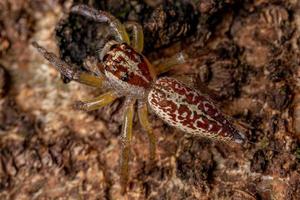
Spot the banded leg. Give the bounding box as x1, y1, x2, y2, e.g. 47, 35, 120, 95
120, 98, 136, 193
138, 101, 156, 160
32, 42, 106, 87
125, 22, 144, 53
155, 52, 187, 74
74, 91, 118, 111
71, 5, 130, 44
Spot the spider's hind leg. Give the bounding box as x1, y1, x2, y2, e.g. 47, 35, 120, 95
138, 101, 156, 161
155, 52, 188, 74
32, 42, 106, 88
120, 98, 136, 193
71, 4, 130, 44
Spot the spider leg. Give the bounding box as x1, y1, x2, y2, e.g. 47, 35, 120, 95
74, 91, 118, 111
138, 101, 156, 160
71, 4, 130, 44
120, 98, 136, 193
125, 22, 144, 53
32, 42, 106, 88
155, 52, 187, 74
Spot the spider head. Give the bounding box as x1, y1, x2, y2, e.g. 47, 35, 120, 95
103, 43, 156, 98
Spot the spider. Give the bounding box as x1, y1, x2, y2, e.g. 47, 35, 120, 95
33, 4, 245, 192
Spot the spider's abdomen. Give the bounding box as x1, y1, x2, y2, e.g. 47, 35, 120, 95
148, 77, 245, 144
103, 44, 155, 97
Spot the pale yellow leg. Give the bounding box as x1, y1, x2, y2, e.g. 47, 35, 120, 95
120, 98, 136, 193
125, 22, 144, 53
71, 5, 130, 44
32, 42, 106, 88
74, 91, 118, 111
75, 73, 105, 87
138, 102, 156, 160
155, 52, 188, 74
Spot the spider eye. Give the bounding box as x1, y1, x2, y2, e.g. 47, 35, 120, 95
102, 54, 109, 61
109, 43, 119, 50
120, 73, 129, 81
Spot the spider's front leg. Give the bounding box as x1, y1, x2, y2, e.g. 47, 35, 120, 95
32, 42, 106, 88
71, 4, 130, 44
120, 98, 136, 193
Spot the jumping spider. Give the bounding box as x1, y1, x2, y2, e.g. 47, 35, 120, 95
33, 4, 245, 192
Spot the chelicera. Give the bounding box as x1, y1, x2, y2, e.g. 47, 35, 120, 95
33, 4, 245, 192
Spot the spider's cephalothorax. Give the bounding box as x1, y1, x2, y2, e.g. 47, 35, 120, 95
103, 43, 156, 98
33, 4, 245, 193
